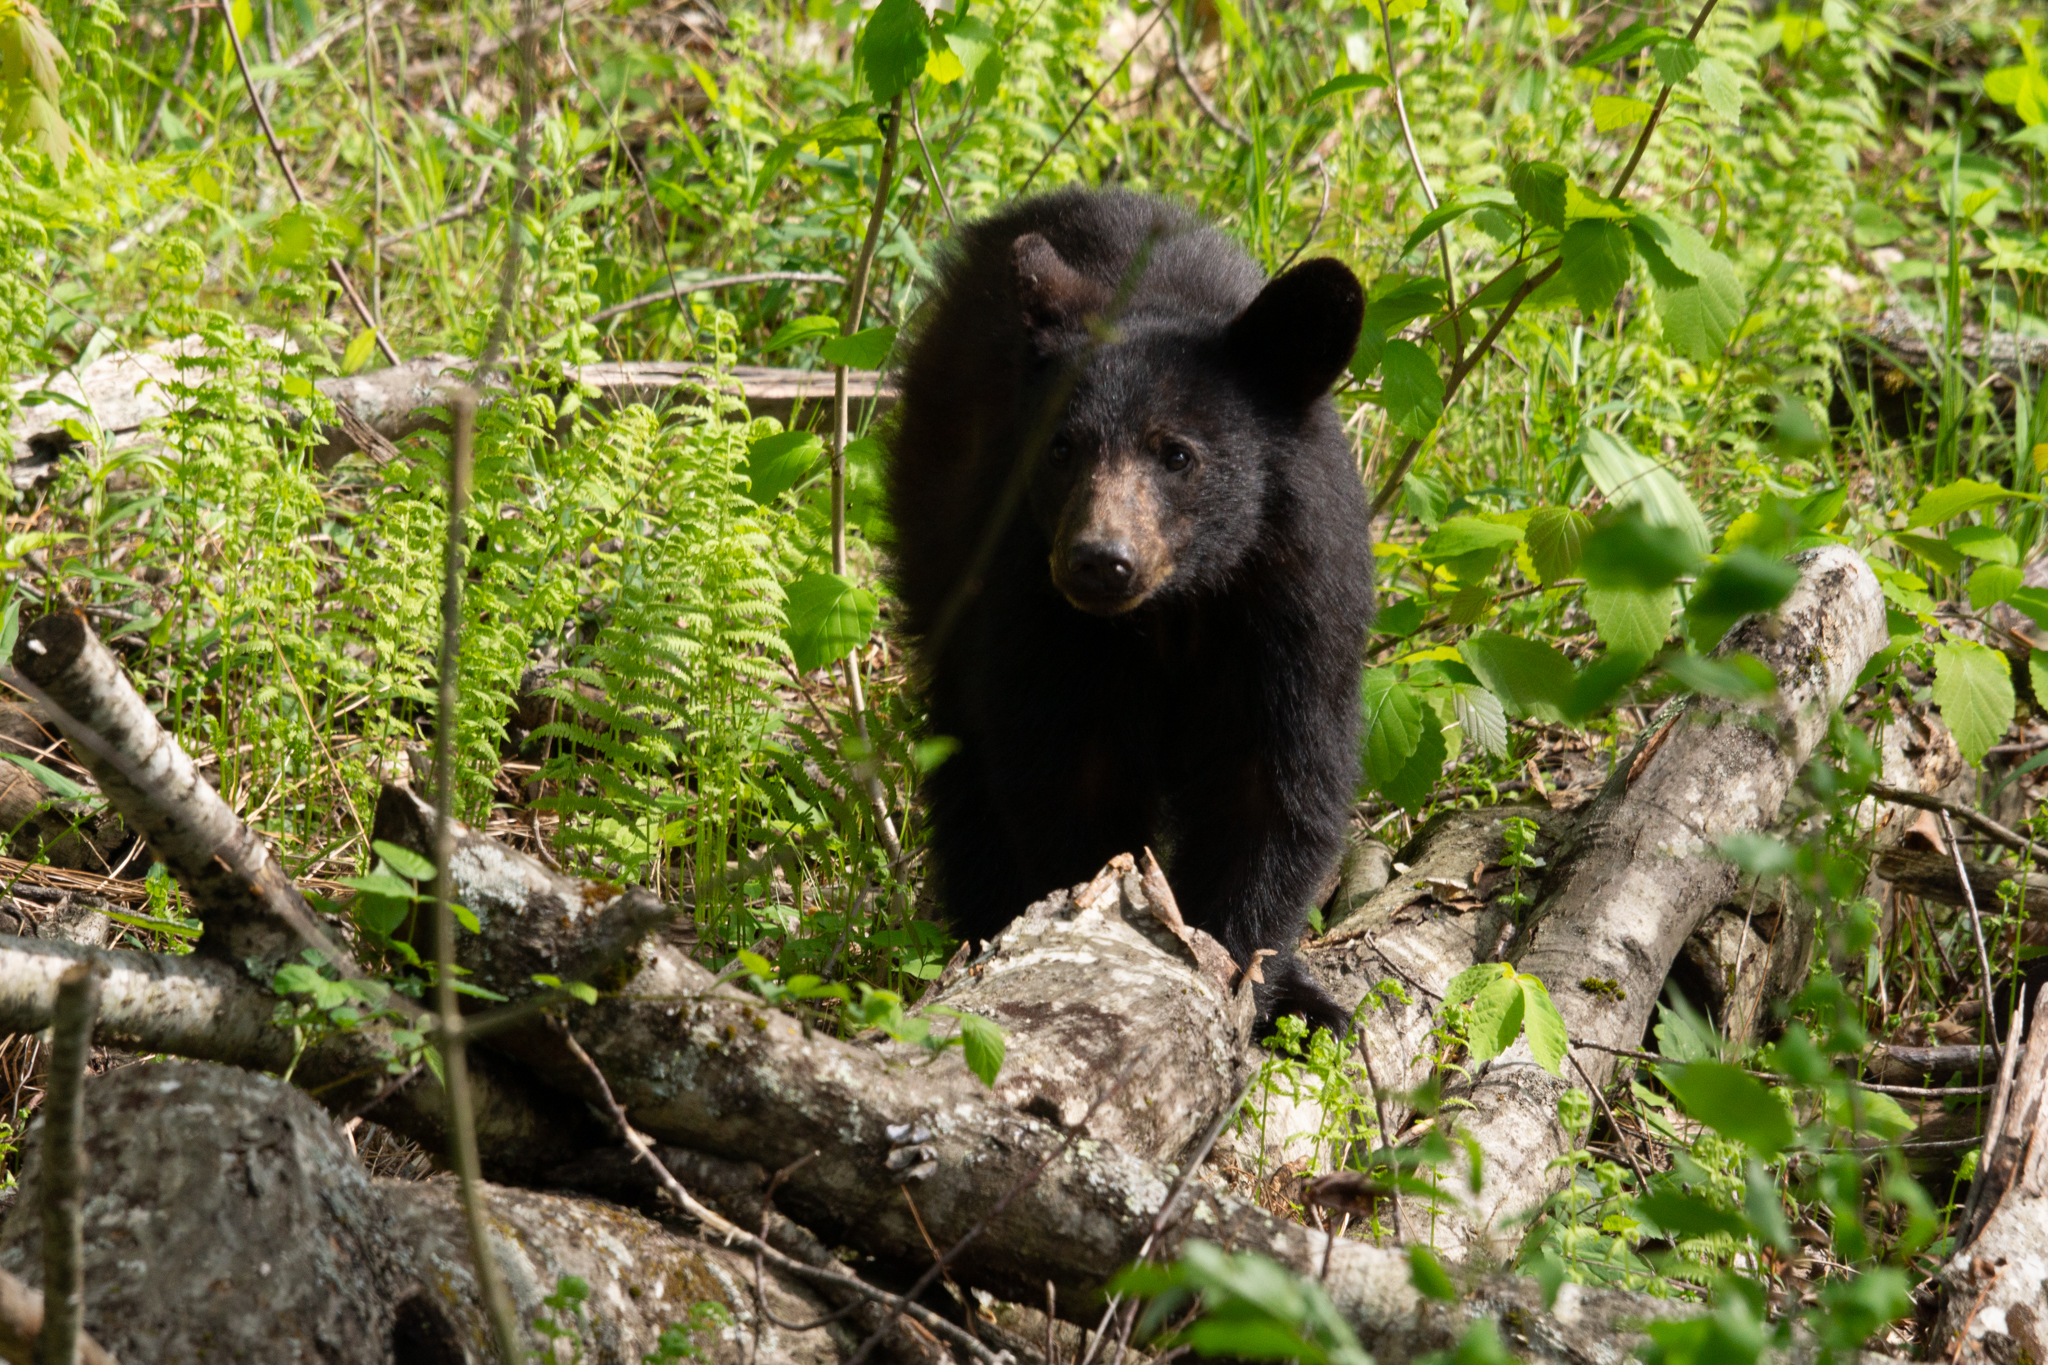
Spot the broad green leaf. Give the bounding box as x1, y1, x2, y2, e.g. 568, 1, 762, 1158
1693, 56, 1742, 119
1508, 160, 1568, 230
1304, 72, 1387, 104
1444, 961, 1511, 1007
1379, 340, 1444, 437
924, 46, 964, 82
1408, 1245, 1457, 1302
955, 1011, 1005, 1086
1578, 430, 1711, 553
1581, 511, 1701, 590
1931, 638, 2016, 766
1573, 20, 1666, 66
1525, 506, 1592, 584
2010, 588, 2048, 631
1591, 95, 1654, 130
1969, 563, 2025, 610
1587, 585, 1675, 657
1518, 975, 1567, 1075
1685, 546, 1800, 648
1467, 973, 1525, 1062
1380, 706, 1448, 812
1364, 275, 1448, 333
1563, 650, 1649, 721
1559, 219, 1633, 315
1419, 516, 1523, 561
1949, 525, 2019, 565
1825, 1087, 1914, 1139
1630, 215, 1744, 364
371, 840, 435, 882
858, 0, 929, 101
1661, 1060, 1794, 1155
1907, 478, 2016, 528
1360, 668, 1426, 786
1651, 39, 1702, 85
1461, 632, 1572, 722
1401, 202, 1480, 258
737, 949, 775, 977
1375, 597, 1426, 638
336, 871, 418, 901
747, 431, 823, 504
938, 16, 995, 80
342, 327, 378, 375
820, 325, 896, 369
783, 571, 878, 672
1636, 1186, 1747, 1238
1890, 532, 1963, 577
2034, 652, 2048, 717
1662, 650, 1775, 701
1450, 682, 1508, 758
762, 314, 840, 353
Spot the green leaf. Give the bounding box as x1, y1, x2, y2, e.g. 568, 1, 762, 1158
1581, 511, 1701, 591
1461, 632, 1573, 722
1419, 516, 1523, 561
1508, 160, 1568, 231
2035, 652, 2048, 719
1359, 668, 1425, 786
1662, 651, 1776, 701
337, 871, 419, 901
1380, 705, 1447, 813
1635, 1186, 1748, 1238
1825, 1087, 1914, 1140
1364, 275, 1447, 333
1590, 94, 1655, 131
1379, 340, 1444, 437
938, 16, 994, 80
762, 314, 840, 353
1525, 507, 1592, 584
1467, 973, 1526, 1062
1563, 649, 1649, 721
371, 840, 435, 882
1401, 202, 1480, 258
1450, 682, 1508, 758
857, 0, 929, 101
0, 751, 88, 801
1444, 961, 1511, 1006
1890, 532, 1963, 577
1558, 220, 1633, 315
1518, 975, 1567, 1075
1969, 563, 2025, 610
1931, 638, 2016, 766
1685, 546, 1801, 648
1692, 56, 1743, 120
1661, 1060, 1795, 1156
1651, 39, 1702, 84
1586, 585, 1675, 657
1408, 1245, 1457, 1303
1573, 20, 1667, 66
1304, 72, 1386, 104
342, 327, 378, 375
1629, 215, 1745, 364
783, 571, 878, 672
1578, 430, 1711, 554
1907, 478, 2018, 528
956, 1011, 1006, 1086
1949, 525, 2019, 565
820, 326, 896, 370
747, 431, 823, 504
2010, 588, 2048, 631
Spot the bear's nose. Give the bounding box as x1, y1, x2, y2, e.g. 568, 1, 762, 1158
1067, 542, 1135, 597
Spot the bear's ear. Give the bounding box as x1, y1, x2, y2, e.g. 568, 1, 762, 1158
1225, 258, 1366, 406
1014, 233, 1111, 350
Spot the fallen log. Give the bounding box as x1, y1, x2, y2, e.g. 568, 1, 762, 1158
1301, 543, 1888, 1262
1875, 847, 2048, 919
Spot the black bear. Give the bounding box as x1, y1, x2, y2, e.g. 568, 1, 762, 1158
883, 188, 1374, 1034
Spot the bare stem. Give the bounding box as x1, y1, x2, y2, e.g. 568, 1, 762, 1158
33, 964, 95, 1365
1377, 1, 1461, 364
435, 390, 524, 1364
218, 0, 397, 364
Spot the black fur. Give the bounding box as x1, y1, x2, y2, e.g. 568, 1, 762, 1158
883, 188, 1375, 1034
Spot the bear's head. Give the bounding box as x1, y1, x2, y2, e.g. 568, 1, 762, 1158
1011, 232, 1364, 617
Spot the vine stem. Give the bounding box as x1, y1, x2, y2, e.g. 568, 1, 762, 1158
1377, 0, 1462, 365
218, 0, 399, 365
435, 390, 525, 1363
1365, 0, 1722, 519
833, 93, 906, 864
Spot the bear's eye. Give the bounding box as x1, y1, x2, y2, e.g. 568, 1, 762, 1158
1160, 441, 1193, 473
1048, 433, 1075, 465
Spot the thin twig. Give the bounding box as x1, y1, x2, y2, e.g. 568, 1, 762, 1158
1160, 6, 1247, 145
1605, 0, 1725, 198
1943, 810, 2004, 1050
581, 271, 845, 331
434, 389, 524, 1364
1376, 4, 1460, 365
907, 100, 957, 231
1020, 8, 1166, 192
1870, 783, 2048, 871
1568, 1049, 1649, 1190
135, 6, 201, 158
377, 166, 497, 247
832, 95, 907, 865
33, 964, 95, 1365
1277, 160, 1332, 272
552, 1025, 1004, 1364
217, 0, 399, 365
1350, 1028, 1404, 1240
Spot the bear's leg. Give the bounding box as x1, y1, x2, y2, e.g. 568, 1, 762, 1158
922, 740, 1034, 949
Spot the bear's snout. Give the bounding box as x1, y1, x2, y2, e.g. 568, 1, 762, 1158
1051, 459, 1175, 614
